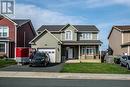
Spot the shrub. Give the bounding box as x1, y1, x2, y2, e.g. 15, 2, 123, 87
114, 57, 120, 64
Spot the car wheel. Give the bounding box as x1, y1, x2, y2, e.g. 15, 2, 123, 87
29, 64, 32, 67
44, 62, 47, 67
120, 63, 123, 66
127, 64, 130, 70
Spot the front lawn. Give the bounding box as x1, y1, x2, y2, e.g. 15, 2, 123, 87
61, 63, 130, 74
0, 59, 16, 68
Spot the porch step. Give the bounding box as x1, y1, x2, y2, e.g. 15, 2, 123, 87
81, 59, 101, 63
65, 59, 101, 63
65, 60, 80, 63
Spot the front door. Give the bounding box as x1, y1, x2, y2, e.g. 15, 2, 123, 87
68, 48, 73, 59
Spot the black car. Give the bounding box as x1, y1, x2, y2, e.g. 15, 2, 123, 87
29, 52, 50, 67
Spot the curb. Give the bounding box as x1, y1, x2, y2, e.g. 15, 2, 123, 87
0, 71, 130, 80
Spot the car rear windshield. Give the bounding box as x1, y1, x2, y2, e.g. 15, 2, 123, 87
34, 53, 46, 59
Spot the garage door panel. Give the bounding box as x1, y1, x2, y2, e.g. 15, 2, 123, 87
38, 48, 56, 63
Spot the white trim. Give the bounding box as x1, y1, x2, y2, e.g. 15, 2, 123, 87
122, 33, 124, 44
114, 26, 122, 32
0, 26, 9, 37
79, 45, 80, 61
60, 32, 62, 41
29, 29, 62, 44
128, 46, 130, 55
0, 14, 17, 25
59, 24, 78, 32
80, 33, 92, 40
65, 30, 72, 40
6, 42, 9, 57
0, 40, 10, 41
0, 42, 6, 53
5, 42, 6, 53
78, 31, 98, 33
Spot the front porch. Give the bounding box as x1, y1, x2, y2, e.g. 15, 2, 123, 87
61, 45, 100, 62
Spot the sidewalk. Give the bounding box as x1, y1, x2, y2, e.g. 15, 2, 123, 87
0, 71, 130, 80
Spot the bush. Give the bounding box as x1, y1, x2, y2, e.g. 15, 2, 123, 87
0, 59, 16, 68
114, 57, 120, 64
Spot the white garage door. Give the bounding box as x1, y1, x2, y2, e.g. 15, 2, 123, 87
38, 48, 56, 63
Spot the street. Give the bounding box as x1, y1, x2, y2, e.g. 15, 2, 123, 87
0, 77, 130, 87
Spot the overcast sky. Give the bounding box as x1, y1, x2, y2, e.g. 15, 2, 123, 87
8, 0, 130, 50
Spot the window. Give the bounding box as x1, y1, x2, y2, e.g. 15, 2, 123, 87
80, 33, 92, 40
0, 26, 9, 37
81, 46, 95, 55
65, 30, 72, 40
0, 43, 6, 52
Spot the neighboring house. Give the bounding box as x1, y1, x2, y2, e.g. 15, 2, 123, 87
108, 26, 130, 56
0, 15, 36, 58
30, 24, 102, 63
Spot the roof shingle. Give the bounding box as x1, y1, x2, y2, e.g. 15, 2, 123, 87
37, 24, 99, 32
114, 26, 130, 31
12, 19, 30, 27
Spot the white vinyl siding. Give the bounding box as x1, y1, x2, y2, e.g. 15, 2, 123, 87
0, 26, 9, 37
80, 33, 92, 40
65, 30, 72, 40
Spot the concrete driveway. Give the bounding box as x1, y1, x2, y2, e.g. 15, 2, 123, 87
0, 63, 64, 72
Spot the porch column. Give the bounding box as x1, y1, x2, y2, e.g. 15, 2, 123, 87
79, 45, 80, 61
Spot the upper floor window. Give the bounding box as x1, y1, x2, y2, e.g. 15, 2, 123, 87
80, 33, 92, 40
65, 30, 72, 40
0, 26, 9, 37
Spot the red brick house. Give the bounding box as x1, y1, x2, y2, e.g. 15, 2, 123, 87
0, 14, 36, 58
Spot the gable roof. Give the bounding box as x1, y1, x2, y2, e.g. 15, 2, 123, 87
12, 19, 36, 36
12, 19, 30, 27
37, 24, 99, 32
59, 24, 78, 32
114, 26, 130, 31
29, 29, 62, 44
108, 25, 130, 39
0, 14, 17, 25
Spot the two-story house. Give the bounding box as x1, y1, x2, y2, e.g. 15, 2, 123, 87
0, 14, 36, 58
108, 26, 130, 56
30, 24, 102, 63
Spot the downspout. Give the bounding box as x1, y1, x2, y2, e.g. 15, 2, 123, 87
14, 25, 17, 59
24, 31, 26, 47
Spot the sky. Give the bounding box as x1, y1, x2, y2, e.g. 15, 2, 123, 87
8, 0, 130, 50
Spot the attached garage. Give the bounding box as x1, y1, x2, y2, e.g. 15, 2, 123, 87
38, 48, 56, 63
30, 29, 62, 63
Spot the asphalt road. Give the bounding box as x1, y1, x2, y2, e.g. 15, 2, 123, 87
0, 77, 130, 87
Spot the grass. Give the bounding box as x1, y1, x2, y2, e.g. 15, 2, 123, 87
0, 59, 16, 68
61, 63, 130, 74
